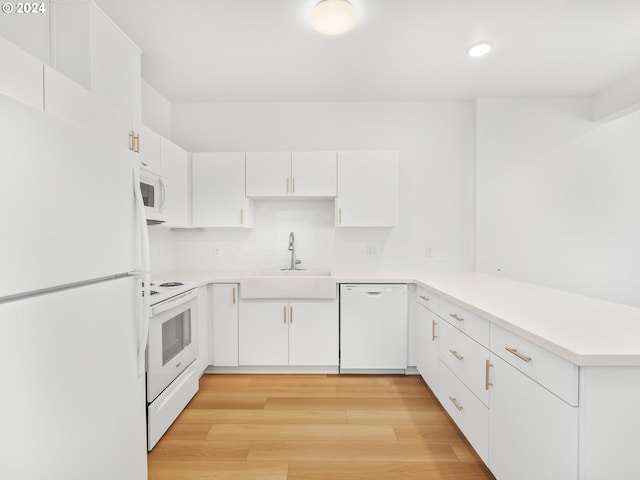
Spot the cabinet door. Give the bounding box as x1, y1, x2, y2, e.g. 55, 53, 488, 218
245, 152, 291, 197
0, 35, 43, 110
239, 300, 288, 366
336, 151, 399, 227
416, 303, 439, 391
212, 284, 239, 367
161, 138, 189, 228
489, 354, 579, 480
43, 65, 92, 130
89, 4, 142, 122
133, 121, 162, 173
288, 300, 338, 366
192, 152, 251, 227
291, 151, 337, 197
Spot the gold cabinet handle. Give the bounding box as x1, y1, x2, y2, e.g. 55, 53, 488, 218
240, 208, 244, 225
419, 295, 430, 301
449, 349, 464, 361
449, 396, 463, 412
449, 313, 464, 322
232, 287, 236, 305
286, 177, 290, 193
129, 131, 135, 151
283, 306, 287, 324
338, 207, 342, 224
292, 177, 295, 194
289, 306, 293, 324
431, 319, 437, 341
485, 359, 493, 390
505, 347, 532, 363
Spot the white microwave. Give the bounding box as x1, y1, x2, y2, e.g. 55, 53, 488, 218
139, 168, 167, 225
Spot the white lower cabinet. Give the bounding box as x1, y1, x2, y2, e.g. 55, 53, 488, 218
211, 284, 239, 367
239, 299, 338, 367
415, 299, 439, 389
438, 361, 489, 463
489, 354, 579, 480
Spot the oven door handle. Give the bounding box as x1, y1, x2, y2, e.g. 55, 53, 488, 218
133, 166, 151, 377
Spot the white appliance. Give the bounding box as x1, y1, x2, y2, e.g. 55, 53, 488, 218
340, 284, 408, 373
146, 281, 199, 450
140, 167, 167, 225
0, 93, 148, 479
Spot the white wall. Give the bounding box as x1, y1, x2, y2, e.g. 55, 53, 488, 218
476, 98, 640, 307
141, 80, 172, 140
168, 102, 476, 272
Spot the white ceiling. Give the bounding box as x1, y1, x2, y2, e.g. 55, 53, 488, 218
94, 0, 640, 103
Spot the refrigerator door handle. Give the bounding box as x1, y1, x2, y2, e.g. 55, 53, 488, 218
133, 167, 151, 377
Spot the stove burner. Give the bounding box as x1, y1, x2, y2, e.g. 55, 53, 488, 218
159, 282, 184, 287
150, 290, 159, 296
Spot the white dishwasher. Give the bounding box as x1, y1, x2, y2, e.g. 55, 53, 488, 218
340, 284, 408, 373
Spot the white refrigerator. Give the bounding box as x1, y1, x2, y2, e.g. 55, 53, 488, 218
0, 92, 149, 479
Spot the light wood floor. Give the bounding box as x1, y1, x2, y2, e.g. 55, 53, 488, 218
147, 374, 496, 480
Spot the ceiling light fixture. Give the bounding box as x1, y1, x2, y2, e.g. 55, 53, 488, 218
467, 41, 493, 57
311, 0, 357, 35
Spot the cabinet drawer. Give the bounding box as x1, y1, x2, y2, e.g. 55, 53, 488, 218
439, 321, 490, 406
438, 360, 489, 464
416, 287, 439, 312
439, 298, 489, 347
490, 323, 579, 406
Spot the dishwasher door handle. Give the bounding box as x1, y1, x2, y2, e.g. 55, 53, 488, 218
365, 292, 384, 297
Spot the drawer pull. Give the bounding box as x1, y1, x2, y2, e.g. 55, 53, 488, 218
485, 359, 493, 390
449, 313, 464, 322
505, 347, 532, 363
419, 295, 430, 301
431, 319, 437, 341
449, 396, 463, 412
449, 349, 464, 361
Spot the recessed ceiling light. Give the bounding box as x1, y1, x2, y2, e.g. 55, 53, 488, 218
467, 42, 493, 57
311, 0, 357, 35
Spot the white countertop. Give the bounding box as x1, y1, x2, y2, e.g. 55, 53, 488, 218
152, 270, 640, 367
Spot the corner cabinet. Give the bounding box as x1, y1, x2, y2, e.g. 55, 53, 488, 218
245, 151, 337, 198
192, 152, 253, 228
238, 298, 338, 367
336, 151, 399, 227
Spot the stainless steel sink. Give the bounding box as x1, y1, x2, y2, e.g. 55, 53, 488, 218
240, 270, 336, 299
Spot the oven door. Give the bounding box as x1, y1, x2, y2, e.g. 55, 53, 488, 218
147, 290, 198, 402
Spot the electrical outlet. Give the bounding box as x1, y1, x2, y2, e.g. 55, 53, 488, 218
214, 248, 221, 257
366, 244, 377, 256
426, 247, 433, 258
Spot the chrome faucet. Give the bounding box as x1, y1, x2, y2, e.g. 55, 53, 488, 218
287, 231, 302, 270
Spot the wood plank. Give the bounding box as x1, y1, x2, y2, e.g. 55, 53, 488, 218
205, 424, 397, 442
147, 440, 251, 462
347, 410, 454, 425
264, 396, 437, 411
186, 394, 268, 410
148, 460, 289, 480
187, 385, 337, 398
179, 408, 347, 425
247, 440, 459, 462
162, 422, 213, 441
336, 384, 433, 398
199, 374, 252, 387
393, 424, 466, 442
288, 461, 495, 480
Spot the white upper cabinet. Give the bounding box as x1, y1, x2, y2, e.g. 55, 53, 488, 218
50, 0, 142, 122
192, 152, 253, 228
0, 35, 43, 110
43, 65, 92, 129
161, 138, 189, 228
245, 151, 337, 198
291, 151, 337, 197
336, 151, 399, 227
132, 121, 162, 173
245, 152, 292, 197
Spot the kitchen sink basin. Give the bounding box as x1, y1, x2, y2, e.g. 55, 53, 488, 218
240, 271, 336, 299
